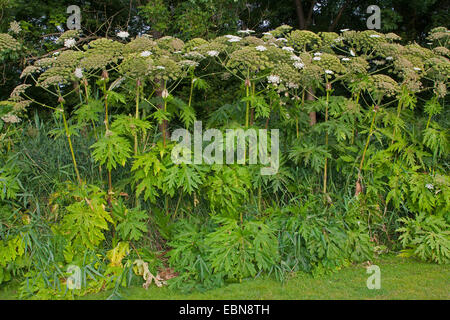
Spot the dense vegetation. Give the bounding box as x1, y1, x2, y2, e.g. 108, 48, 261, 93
0, 1, 449, 300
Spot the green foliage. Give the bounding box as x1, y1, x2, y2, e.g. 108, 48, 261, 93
397, 213, 450, 264
0, 163, 20, 200
205, 165, 251, 215
91, 131, 132, 171
1, 22, 449, 300
58, 185, 113, 250
112, 200, 149, 242
206, 216, 279, 281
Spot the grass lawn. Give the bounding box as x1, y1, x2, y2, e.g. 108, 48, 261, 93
1, 255, 449, 300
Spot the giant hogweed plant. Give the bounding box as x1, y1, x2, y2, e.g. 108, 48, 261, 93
0, 26, 449, 297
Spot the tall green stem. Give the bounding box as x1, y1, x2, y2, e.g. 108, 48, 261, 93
392, 98, 403, 145
163, 82, 167, 148
60, 101, 82, 185
351, 91, 361, 145
102, 79, 112, 196
134, 79, 140, 155
245, 80, 250, 128
359, 106, 378, 177
323, 83, 331, 195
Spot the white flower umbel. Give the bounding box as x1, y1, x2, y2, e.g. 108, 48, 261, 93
313, 56, 321, 61
74, 68, 83, 79
290, 55, 301, 61
1, 114, 21, 123
117, 31, 129, 39
425, 184, 434, 190
386, 56, 393, 60
267, 75, 281, 85
314, 52, 322, 56
180, 60, 199, 67
293, 62, 305, 69
156, 66, 165, 70
225, 35, 242, 43
140, 51, 152, 57
370, 34, 381, 38
341, 57, 350, 61
287, 82, 299, 89
255, 45, 267, 52
237, 29, 255, 34
325, 70, 334, 74
64, 38, 76, 48
276, 38, 287, 42
282, 46, 294, 52
184, 51, 205, 60
207, 50, 220, 57
413, 67, 421, 71
9, 21, 22, 34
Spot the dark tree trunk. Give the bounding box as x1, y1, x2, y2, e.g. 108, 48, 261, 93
294, 0, 306, 29
328, 0, 350, 31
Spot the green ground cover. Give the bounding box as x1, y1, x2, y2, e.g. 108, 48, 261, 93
1, 255, 447, 300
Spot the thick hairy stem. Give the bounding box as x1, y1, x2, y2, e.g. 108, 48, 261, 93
61, 101, 82, 185
134, 80, 142, 207
351, 91, 360, 145
245, 77, 250, 128
102, 81, 109, 131
135, 79, 140, 155
297, 89, 306, 139
160, 80, 169, 148
188, 77, 194, 110
250, 82, 255, 126
426, 113, 432, 130
83, 79, 102, 179
102, 78, 113, 196
163, 99, 167, 148
306, 87, 316, 126
358, 106, 378, 193
258, 184, 262, 212
323, 84, 331, 195
243, 78, 251, 163
392, 98, 403, 145
154, 80, 168, 145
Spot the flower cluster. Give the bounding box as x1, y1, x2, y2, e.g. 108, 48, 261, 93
1, 113, 21, 123
8, 21, 22, 34
157, 36, 185, 52
0, 33, 20, 52
427, 27, 450, 42
311, 52, 346, 74
226, 46, 272, 76
287, 30, 321, 50
369, 74, 399, 99
123, 36, 158, 55
10, 84, 31, 98
81, 38, 124, 70
346, 30, 387, 52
